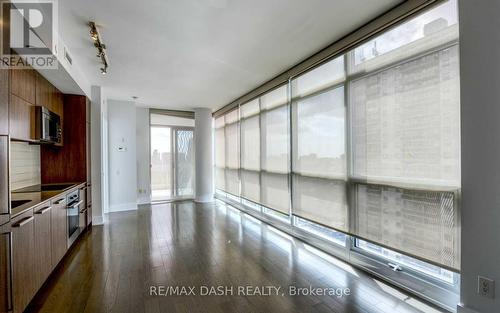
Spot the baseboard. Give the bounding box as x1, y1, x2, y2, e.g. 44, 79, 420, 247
194, 195, 214, 203
137, 199, 151, 205
92, 215, 104, 225
457, 303, 481, 313
109, 202, 138, 212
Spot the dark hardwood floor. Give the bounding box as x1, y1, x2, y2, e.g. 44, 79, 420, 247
26, 201, 445, 313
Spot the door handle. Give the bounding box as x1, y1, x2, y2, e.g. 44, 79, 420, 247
35, 206, 52, 215
12, 216, 34, 227
55, 198, 66, 205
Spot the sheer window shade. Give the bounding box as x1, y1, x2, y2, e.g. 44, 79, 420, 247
213, 0, 460, 271
241, 100, 261, 202
260, 85, 290, 214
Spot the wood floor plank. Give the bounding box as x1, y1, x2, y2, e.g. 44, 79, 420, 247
26, 201, 447, 313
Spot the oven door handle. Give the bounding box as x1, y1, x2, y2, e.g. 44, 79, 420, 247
67, 200, 83, 209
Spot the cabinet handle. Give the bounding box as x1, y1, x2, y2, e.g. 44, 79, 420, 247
12, 216, 34, 227
80, 208, 87, 214
68, 200, 83, 209
55, 199, 66, 205
35, 206, 52, 215
2, 232, 13, 311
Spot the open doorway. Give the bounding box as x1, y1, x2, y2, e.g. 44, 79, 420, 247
150, 112, 195, 202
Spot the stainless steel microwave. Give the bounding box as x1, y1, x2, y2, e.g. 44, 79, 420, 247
34, 106, 62, 144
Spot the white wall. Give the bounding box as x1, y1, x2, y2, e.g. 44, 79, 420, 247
107, 100, 137, 212
194, 108, 213, 202
459, 1, 500, 312
136, 108, 151, 204
91, 86, 105, 225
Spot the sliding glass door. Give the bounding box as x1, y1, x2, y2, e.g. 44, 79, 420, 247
151, 125, 194, 201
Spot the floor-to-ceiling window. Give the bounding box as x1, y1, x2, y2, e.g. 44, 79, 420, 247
214, 0, 459, 310
150, 112, 195, 201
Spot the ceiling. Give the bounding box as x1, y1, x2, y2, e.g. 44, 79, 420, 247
58, 0, 402, 111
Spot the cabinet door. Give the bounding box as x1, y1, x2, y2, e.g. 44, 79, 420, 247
9, 95, 32, 141
50, 196, 67, 268
0, 69, 8, 136
0, 226, 13, 313
78, 186, 86, 230
35, 72, 50, 110
0, 137, 8, 225
33, 202, 52, 288
10, 69, 35, 105
11, 210, 35, 313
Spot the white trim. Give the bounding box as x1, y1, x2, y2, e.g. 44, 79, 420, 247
137, 199, 150, 205
92, 215, 104, 225
109, 202, 138, 212
457, 304, 480, 313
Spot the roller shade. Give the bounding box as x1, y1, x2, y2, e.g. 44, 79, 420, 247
213, 0, 460, 271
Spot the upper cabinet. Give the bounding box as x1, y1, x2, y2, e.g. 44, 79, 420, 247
35, 73, 64, 146
8, 68, 64, 144
10, 69, 36, 105
9, 69, 36, 141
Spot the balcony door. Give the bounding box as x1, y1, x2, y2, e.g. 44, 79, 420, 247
150, 125, 194, 201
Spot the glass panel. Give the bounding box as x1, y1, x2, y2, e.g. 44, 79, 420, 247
293, 86, 346, 178
215, 128, 225, 168
349, 0, 458, 74
151, 126, 172, 201
241, 169, 260, 203
356, 239, 455, 284
351, 46, 460, 190
292, 56, 345, 99
293, 216, 347, 246
241, 99, 260, 118
241, 115, 260, 171
261, 105, 289, 173
174, 129, 194, 197
151, 113, 195, 127
225, 168, 239, 196
261, 172, 289, 215
354, 184, 459, 269
215, 167, 225, 191
225, 122, 239, 170
261, 85, 288, 110
292, 175, 348, 231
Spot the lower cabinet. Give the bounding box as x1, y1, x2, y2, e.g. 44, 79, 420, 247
11, 210, 36, 313
51, 195, 67, 268
0, 225, 12, 313
33, 202, 52, 287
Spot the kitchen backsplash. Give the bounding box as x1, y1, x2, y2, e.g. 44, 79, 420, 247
10, 142, 41, 190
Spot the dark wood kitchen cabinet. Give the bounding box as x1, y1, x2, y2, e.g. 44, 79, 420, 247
35, 73, 64, 146
10, 69, 36, 105
50, 195, 67, 268
0, 137, 8, 226
9, 95, 33, 141
10, 210, 36, 313
41, 95, 88, 183
9, 68, 36, 141
0, 226, 12, 313
0, 69, 8, 136
33, 201, 53, 288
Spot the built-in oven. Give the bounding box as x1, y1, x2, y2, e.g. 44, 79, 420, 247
66, 190, 82, 247
34, 106, 62, 144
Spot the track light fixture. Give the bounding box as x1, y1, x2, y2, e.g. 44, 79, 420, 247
89, 21, 109, 75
